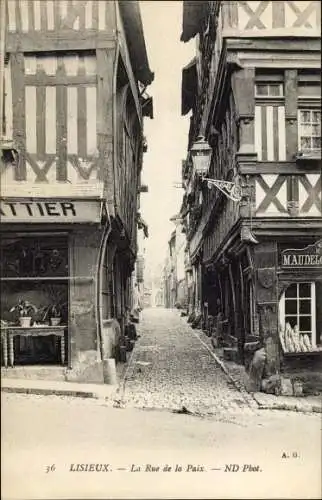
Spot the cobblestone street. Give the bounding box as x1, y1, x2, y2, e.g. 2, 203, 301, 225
117, 308, 258, 417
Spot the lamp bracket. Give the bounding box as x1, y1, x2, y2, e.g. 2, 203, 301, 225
203, 178, 242, 202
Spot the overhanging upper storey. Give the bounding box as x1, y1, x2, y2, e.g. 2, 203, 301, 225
222, 1, 321, 38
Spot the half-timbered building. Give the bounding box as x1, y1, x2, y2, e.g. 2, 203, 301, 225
180, 0, 321, 394
0, 0, 153, 383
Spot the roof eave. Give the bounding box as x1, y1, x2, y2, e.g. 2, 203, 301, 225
119, 1, 154, 86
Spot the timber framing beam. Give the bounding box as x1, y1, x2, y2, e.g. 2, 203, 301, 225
6, 32, 116, 53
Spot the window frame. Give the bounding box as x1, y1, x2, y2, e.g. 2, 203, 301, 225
297, 108, 321, 154
279, 282, 316, 347
255, 82, 284, 99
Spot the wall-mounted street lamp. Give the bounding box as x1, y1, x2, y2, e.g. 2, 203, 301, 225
190, 135, 212, 177
190, 135, 241, 203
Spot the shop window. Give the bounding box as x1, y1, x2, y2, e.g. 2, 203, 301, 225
279, 282, 320, 352
0, 235, 68, 366
298, 109, 321, 153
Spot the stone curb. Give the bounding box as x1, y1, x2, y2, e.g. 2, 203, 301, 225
1, 379, 117, 400
1, 385, 95, 398
255, 402, 322, 413
252, 393, 322, 414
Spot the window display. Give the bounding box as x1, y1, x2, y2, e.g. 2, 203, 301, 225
0, 234, 68, 366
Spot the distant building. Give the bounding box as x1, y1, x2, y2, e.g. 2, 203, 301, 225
163, 215, 188, 309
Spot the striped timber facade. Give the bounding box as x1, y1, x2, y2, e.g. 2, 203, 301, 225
180, 1, 322, 391
1, 1, 153, 383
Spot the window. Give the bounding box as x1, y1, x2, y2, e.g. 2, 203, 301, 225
297, 73, 321, 155
298, 109, 321, 153
255, 83, 284, 98
255, 79, 286, 161
0, 235, 69, 366
279, 282, 317, 350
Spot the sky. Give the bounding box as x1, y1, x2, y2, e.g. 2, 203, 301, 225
139, 1, 194, 275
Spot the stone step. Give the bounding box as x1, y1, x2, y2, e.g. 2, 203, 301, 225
223, 347, 239, 363
1, 366, 67, 381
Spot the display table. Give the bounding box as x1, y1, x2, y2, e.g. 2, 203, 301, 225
2, 326, 66, 367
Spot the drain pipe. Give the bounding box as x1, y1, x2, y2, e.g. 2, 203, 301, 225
96, 204, 116, 384
95, 4, 120, 384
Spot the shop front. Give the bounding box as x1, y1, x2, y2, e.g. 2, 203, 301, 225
0, 184, 115, 383
202, 230, 322, 393
276, 239, 322, 393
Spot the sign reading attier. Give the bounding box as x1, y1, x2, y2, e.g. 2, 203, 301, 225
0, 200, 102, 223
281, 240, 322, 268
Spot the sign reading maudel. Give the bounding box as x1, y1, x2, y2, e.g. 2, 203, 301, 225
281, 240, 322, 268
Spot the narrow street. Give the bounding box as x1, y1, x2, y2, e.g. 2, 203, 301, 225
117, 308, 256, 418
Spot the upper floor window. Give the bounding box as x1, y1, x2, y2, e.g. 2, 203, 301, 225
298, 109, 321, 153
297, 73, 321, 155
254, 73, 286, 161
255, 83, 284, 98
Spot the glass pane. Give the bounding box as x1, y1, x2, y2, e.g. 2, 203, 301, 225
285, 300, 298, 315
300, 110, 310, 122
256, 84, 268, 96
301, 124, 312, 136
299, 283, 311, 298
312, 111, 321, 123
285, 316, 297, 328
312, 137, 321, 149
312, 124, 321, 136
0, 236, 68, 278
269, 84, 282, 96
285, 284, 297, 298
299, 316, 311, 332
301, 137, 311, 150
300, 300, 311, 315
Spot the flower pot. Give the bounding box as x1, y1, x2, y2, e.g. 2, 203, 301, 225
50, 317, 61, 326
19, 317, 32, 327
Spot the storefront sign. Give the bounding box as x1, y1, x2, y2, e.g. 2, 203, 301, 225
281, 240, 322, 268
0, 200, 103, 223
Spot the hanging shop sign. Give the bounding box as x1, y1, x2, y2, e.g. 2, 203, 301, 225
0, 199, 103, 223
281, 240, 322, 268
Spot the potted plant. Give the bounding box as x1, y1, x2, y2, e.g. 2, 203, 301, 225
10, 300, 38, 327
41, 304, 63, 326
49, 305, 62, 326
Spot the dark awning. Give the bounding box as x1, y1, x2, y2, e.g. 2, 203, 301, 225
181, 57, 197, 116
181, 1, 208, 42
119, 1, 154, 86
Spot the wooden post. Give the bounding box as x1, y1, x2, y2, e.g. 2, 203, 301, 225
232, 68, 256, 155
96, 48, 115, 209
285, 70, 298, 162
0, 0, 6, 138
